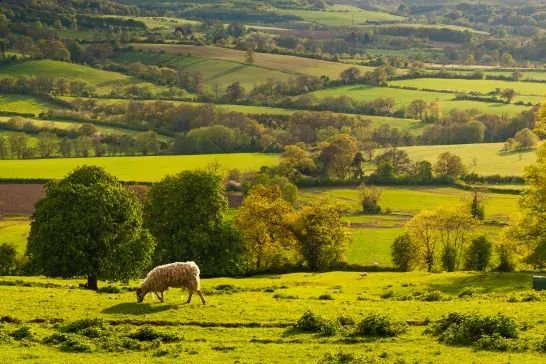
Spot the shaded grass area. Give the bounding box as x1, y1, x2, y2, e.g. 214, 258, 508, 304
0, 94, 56, 115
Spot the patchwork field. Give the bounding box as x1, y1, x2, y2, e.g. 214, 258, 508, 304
131, 44, 376, 80
0, 271, 544, 363
0, 60, 158, 95
402, 143, 538, 176
309, 85, 533, 115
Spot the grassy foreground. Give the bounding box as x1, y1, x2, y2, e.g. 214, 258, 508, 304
0, 272, 544, 363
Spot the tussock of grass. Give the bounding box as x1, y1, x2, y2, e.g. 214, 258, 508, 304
355, 313, 408, 337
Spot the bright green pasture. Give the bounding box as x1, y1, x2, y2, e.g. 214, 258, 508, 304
0, 217, 29, 254
0, 154, 279, 181
402, 143, 538, 176
390, 78, 546, 98
300, 186, 518, 223
0, 271, 544, 363
0, 94, 56, 115
309, 85, 532, 115
0, 60, 157, 95
282, 9, 403, 26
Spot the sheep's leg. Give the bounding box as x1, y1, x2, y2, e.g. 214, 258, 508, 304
186, 289, 193, 304
197, 290, 206, 305
158, 292, 164, 302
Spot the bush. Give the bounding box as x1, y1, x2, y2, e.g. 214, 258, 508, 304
98, 336, 143, 352
59, 335, 94, 353
358, 184, 381, 213
430, 312, 518, 345
318, 294, 334, 300
458, 287, 477, 298
336, 316, 356, 327
465, 236, 492, 271
62, 318, 107, 334
295, 311, 339, 336
129, 327, 182, 343
391, 234, 418, 272
9, 326, 34, 340
273, 293, 298, 300
474, 333, 531, 352
355, 313, 408, 337
318, 351, 365, 364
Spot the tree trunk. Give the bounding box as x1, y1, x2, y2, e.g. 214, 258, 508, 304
87, 275, 98, 290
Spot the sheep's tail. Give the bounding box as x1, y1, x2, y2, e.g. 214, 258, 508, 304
187, 261, 201, 290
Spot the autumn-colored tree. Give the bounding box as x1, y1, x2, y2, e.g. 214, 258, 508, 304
503, 143, 546, 268
280, 145, 315, 175
339, 67, 361, 84
319, 134, 358, 180
407, 99, 428, 120
235, 185, 297, 271
358, 184, 382, 213
245, 49, 255, 65
434, 151, 467, 178
406, 210, 438, 272
514, 128, 539, 150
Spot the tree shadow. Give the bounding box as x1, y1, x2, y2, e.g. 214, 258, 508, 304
102, 302, 177, 315
426, 272, 534, 294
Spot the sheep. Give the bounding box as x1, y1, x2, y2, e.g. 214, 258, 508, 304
136, 261, 206, 305
360, 272, 368, 277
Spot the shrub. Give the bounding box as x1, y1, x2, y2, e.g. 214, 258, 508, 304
129, 327, 182, 343
295, 311, 339, 336
465, 236, 492, 271
273, 293, 298, 300
358, 184, 381, 213
458, 287, 477, 299
355, 313, 408, 337
430, 312, 518, 345
318, 294, 334, 300
391, 233, 418, 272
9, 326, 34, 340
337, 316, 356, 327
420, 290, 450, 302
474, 333, 531, 352
62, 318, 107, 334
99, 336, 142, 352
59, 335, 94, 352
520, 292, 542, 302
318, 351, 365, 363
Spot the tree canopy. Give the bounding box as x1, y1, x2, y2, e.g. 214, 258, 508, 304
27, 165, 155, 289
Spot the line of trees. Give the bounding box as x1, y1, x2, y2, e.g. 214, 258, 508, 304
18, 165, 352, 288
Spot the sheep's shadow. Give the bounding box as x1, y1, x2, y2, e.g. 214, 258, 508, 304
102, 302, 176, 315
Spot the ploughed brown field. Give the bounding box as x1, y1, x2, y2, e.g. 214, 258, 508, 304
0, 184, 243, 215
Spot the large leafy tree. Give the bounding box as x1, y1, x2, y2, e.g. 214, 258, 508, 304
293, 197, 350, 272
235, 185, 296, 271
27, 166, 155, 290
503, 144, 546, 268
145, 170, 243, 275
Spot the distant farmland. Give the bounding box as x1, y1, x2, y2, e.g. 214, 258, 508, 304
0, 153, 279, 182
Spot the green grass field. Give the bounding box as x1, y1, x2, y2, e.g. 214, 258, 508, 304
0, 271, 544, 363
0, 94, 56, 115
281, 8, 403, 26
0, 60, 158, 95
309, 85, 533, 115
0, 154, 279, 181
131, 44, 376, 81
390, 78, 546, 102
403, 143, 538, 176
0, 217, 29, 255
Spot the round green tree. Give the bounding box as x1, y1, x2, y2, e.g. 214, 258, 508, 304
26, 166, 155, 290
145, 170, 243, 276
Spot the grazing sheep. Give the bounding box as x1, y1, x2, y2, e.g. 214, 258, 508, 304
360, 272, 368, 277
136, 261, 206, 305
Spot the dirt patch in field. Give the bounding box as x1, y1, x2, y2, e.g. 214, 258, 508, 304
0, 183, 45, 215
0, 183, 243, 215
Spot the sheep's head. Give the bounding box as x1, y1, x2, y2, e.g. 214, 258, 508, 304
136, 288, 145, 303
